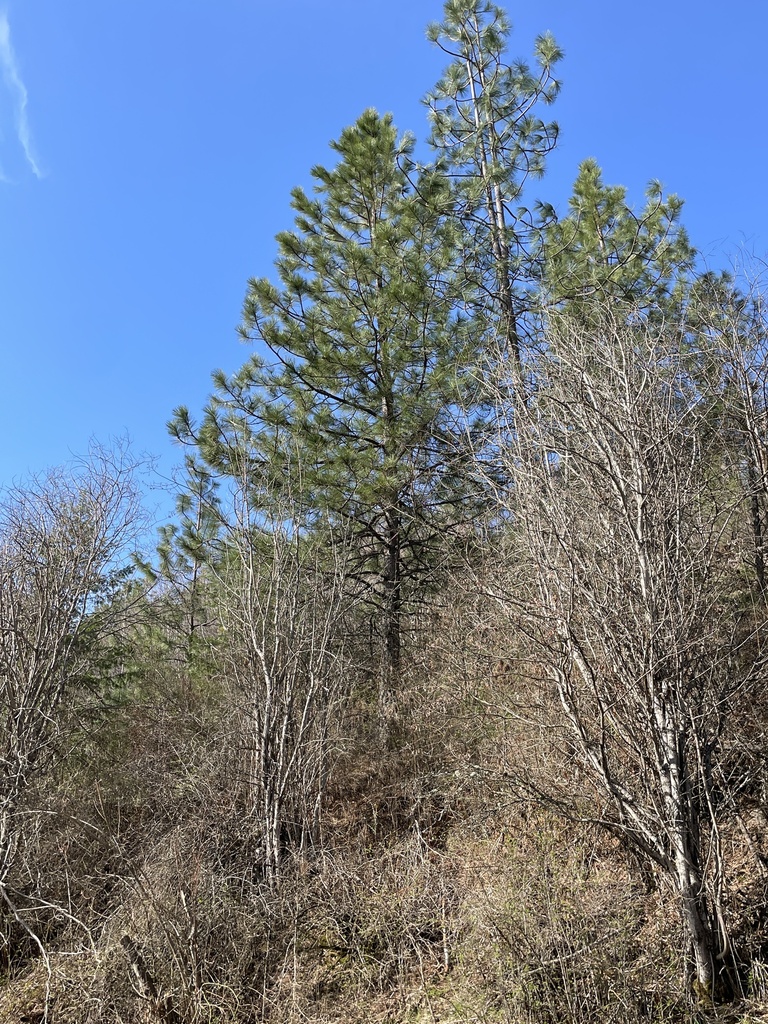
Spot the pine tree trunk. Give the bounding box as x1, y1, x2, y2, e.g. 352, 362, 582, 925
464, 46, 521, 366
379, 508, 402, 745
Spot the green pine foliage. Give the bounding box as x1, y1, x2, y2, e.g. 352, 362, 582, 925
426, 0, 562, 357
140, 456, 222, 658
543, 158, 695, 316
171, 109, 487, 700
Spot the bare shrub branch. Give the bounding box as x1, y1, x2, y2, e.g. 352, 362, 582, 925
487, 304, 766, 998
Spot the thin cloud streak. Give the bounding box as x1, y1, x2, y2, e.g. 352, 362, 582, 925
0, 10, 43, 179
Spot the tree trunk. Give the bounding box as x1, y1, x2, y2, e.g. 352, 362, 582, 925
464, 41, 521, 366
658, 702, 722, 999
670, 825, 716, 997
379, 508, 402, 745
747, 460, 766, 596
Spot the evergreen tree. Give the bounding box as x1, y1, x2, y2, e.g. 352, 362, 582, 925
426, 0, 562, 361
143, 456, 222, 656
684, 270, 768, 597
172, 110, 482, 735
543, 158, 695, 318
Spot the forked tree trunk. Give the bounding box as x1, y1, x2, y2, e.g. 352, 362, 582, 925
496, 310, 752, 1004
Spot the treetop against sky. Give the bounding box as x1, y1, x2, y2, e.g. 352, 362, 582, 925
0, 0, 766, 516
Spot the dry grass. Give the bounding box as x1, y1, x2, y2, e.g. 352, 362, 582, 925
3, 613, 768, 1024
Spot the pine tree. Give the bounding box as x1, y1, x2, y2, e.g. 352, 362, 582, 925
144, 455, 222, 655
426, 0, 562, 362
543, 158, 695, 318
172, 109, 482, 737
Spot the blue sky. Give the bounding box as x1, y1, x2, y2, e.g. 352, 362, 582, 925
1, 1, 766, 522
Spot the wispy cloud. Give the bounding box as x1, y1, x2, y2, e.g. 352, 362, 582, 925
0, 9, 43, 179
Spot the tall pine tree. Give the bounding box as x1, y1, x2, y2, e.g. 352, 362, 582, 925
426, 0, 562, 362
172, 110, 483, 736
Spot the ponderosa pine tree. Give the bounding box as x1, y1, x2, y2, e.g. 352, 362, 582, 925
171, 110, 482, 738
426, 0, 562, 362
543, 158, 695, 317
684, 270, 768, 597
144, 456, 221, 656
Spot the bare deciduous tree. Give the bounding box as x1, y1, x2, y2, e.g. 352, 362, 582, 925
0, 442, 144, 916
490, 307, 765, 999
210, 456, 351, 885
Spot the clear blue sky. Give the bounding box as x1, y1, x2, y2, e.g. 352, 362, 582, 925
1, 1, 766, 522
